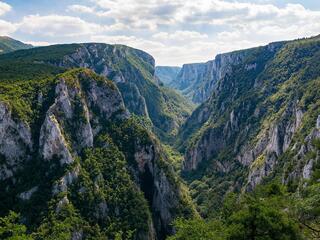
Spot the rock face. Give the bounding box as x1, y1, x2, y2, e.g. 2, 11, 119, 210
0, 68, 195, 240
172, 50, 248, 103
48, 43, 191, 138
283, 115, 320, 185
39, 72, 126, 166
241, 104, 305, 190
180, 37, 320, 210
57, 43, 152, 118
0, 102, 32, 180
132, 142, 192, 239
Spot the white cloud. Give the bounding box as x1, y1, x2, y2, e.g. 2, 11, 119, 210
2, 0, 320, 65
153, 31, 208, 42
0, 19, 16, 35
91, 35, 166, 50
25, 41, 51, 46
67, 5, 95, 14
0, 1, 11, 16
17, 14, 105, 37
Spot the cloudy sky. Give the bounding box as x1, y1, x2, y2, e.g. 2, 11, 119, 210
0, 0, 320, 65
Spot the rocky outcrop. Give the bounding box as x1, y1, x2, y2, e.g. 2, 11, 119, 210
283, 115, 320, 185
239, 104, 304, 190
39, 113, 74, 165
0, 68, 194, 240
49, 43, 192, 138
39, 71, 127, 166
0, 102, 32, 180
53, 165, 80, 194
56, 43, 152, 118
19, 186, 38, 200
172, 51, 248, 103
134, 142, 192, 240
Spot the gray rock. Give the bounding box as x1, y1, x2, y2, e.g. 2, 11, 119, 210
72, 231, 83, 240
172, 50, 247, 103
303, 159, 313, 180
39, 113, 73, 165
0, 102, 32, 180
53, 166, 80, 194
19, 186, 38, 200
56, 196, 70, 213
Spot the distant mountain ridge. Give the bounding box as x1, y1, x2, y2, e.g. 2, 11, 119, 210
0, 36, 32, 54
158, 45, 286, 104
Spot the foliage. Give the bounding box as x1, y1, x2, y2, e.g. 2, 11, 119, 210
0, 211, 32, 240
167, 218, 226, 240
295, 183, 320, 239
71, 141, 152, 239
169, 183, 303, 240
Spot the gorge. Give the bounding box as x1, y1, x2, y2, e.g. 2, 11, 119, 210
0, 34, 320, 239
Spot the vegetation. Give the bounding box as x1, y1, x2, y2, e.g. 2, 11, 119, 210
168, 182, 320, 239
1, 35, 320, 240
0, 36, 32, 54
176, 35, 320, 220
0, 211, 32, 240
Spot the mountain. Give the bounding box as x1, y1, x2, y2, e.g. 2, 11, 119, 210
155, 66, 181, 85
1, 34, 320, 239
0, 45, 196, 239
177, 36, 320, 216
171, 50, 255, 104
0, 43, 193, 142
0, 36, 32, 54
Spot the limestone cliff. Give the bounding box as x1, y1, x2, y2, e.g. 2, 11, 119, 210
0, 68, 195, 240
171, 50, 249, 103
51, 43, 192, 138
179, 37, 320, 213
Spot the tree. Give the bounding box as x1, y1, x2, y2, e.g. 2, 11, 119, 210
227, 195, 301, 240
167, 218, 226, 240
0, 211, 32, 240
295, 183, 320, 239
167, 183, 303, 240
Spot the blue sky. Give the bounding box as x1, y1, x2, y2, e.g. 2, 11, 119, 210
0, 0, 320, 65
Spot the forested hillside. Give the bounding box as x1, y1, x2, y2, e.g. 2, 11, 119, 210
170, 36, 320, 239
1, 35, 320, 240
0, 43, 196, 240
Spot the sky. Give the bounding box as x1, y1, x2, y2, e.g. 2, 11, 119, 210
0, 0, 320, 66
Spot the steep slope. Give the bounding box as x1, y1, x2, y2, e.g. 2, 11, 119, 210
0, 43, 193, 142
172, 50, 258, 104
0, 36, 32, 54
0, 55, 196, 238
178, 36, 320, 215
155, 66, 181, 85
